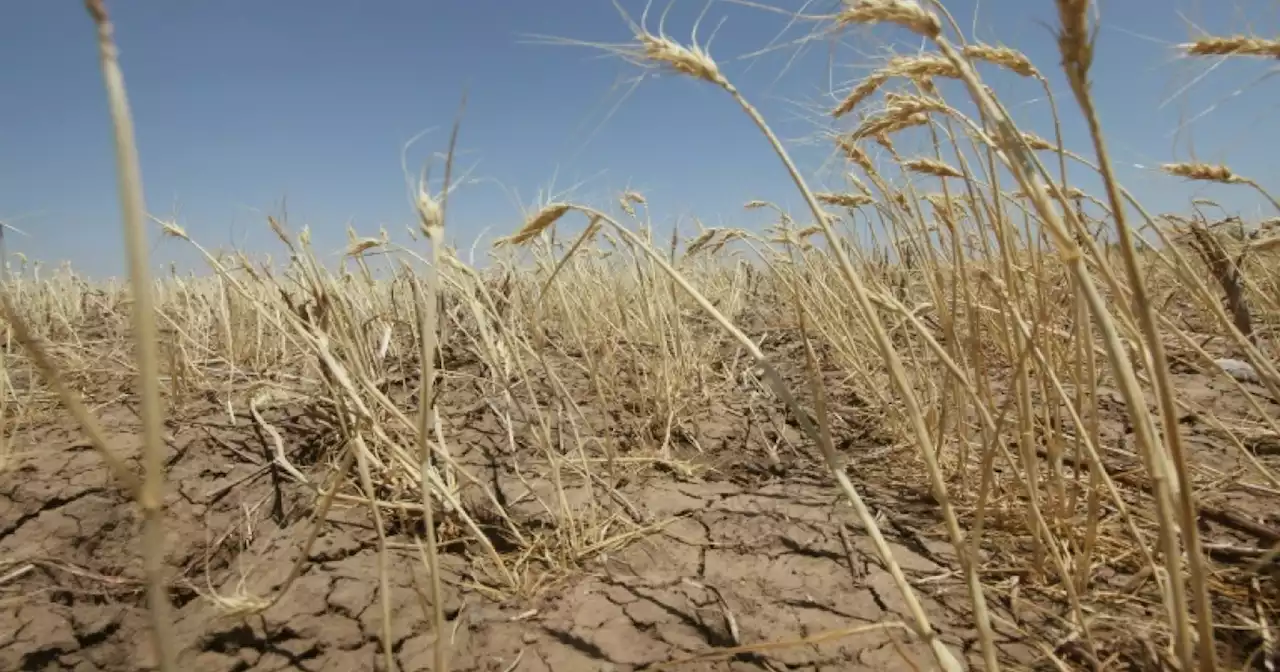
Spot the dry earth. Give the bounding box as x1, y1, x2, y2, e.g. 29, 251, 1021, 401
4, 328, 1279, 671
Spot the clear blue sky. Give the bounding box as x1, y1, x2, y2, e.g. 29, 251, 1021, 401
2, 0, 1278, 278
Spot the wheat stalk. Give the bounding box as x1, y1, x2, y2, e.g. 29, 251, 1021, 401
82, 1, 177, 669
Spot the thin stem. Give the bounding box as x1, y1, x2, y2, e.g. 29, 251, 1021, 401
83, 1, 177, 670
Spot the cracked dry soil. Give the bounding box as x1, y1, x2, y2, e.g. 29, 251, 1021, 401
0, 394, 1002, 672
5, 355, 1280, 671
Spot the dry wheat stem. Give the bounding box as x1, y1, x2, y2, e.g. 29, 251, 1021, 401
414, 110, 458, 672
351, 431, 396, 672
83, 1, 178, 669
1054, 1, 1216, 664
931, 28, 1200, 668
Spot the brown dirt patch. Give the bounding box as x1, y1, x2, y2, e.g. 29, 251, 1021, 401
3, 336, 1279, 671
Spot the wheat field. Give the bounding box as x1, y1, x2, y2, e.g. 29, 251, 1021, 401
3, 1, 1280, 670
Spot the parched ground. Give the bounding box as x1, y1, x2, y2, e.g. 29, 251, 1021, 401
0, 407, 975, 671
3, 330, 1280, 671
